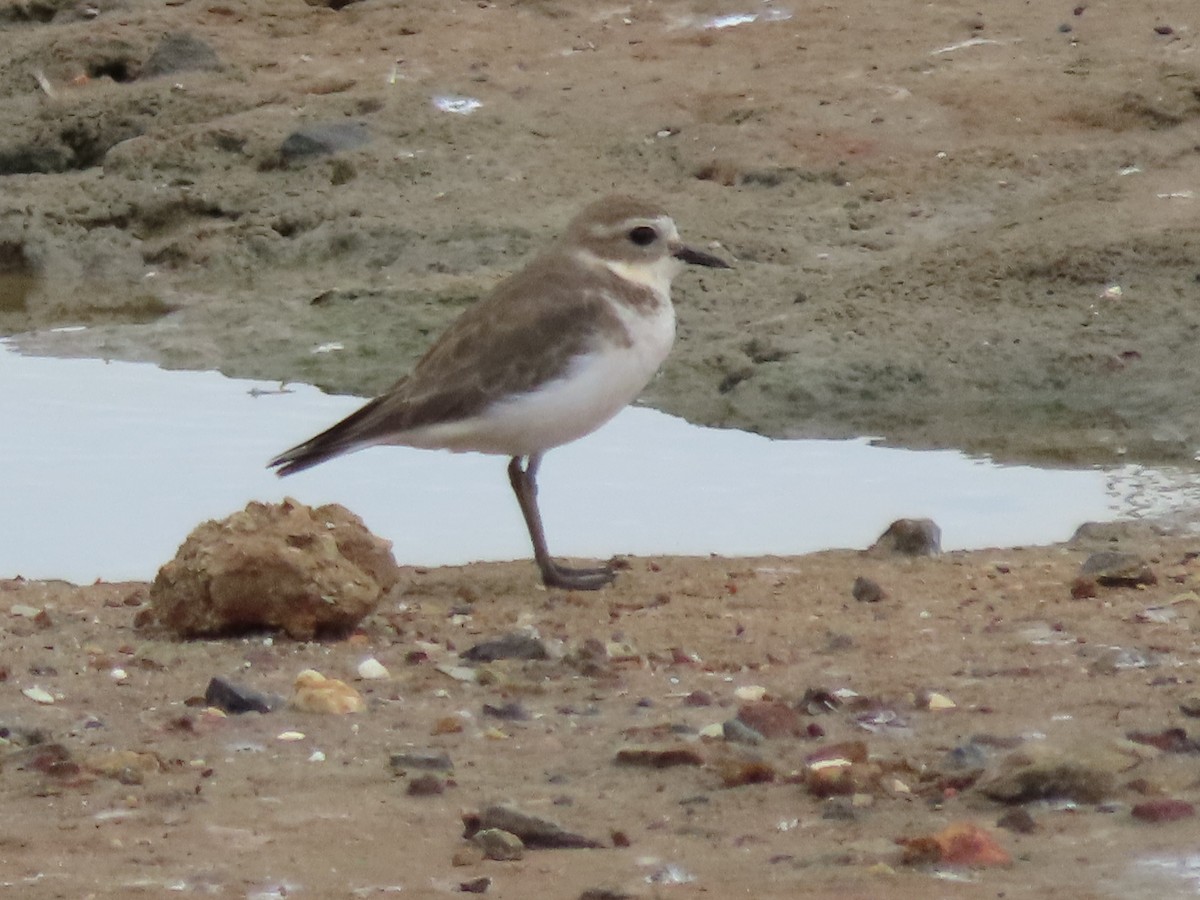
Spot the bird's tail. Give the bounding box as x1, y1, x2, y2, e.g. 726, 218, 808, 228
268, 395, 386, 476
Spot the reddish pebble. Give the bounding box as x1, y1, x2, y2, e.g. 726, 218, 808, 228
737, 701, 806, 739
1132, 799, 1195, 823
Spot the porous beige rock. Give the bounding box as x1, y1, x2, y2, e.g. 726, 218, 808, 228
150, 499, 400, 639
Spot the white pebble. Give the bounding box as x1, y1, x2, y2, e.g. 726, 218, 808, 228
308, 750, 326, 763
22, 686, 56, 705
927, 692, 957, 711
357, 657, 390, 680
277, 731, 306, 742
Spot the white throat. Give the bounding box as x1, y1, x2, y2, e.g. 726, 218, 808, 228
594, 254, 681, 300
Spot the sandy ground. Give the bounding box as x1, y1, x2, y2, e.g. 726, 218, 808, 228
3, 0, 1200, 897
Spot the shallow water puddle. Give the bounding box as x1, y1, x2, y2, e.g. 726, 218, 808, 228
2, 343, 1197, 582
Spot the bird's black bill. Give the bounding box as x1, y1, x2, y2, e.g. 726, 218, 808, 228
673, 245, 731, 268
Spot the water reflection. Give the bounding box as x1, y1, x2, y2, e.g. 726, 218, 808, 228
2, 342, 1196, 583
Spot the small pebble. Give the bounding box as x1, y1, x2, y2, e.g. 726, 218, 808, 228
615, 745, 704, 768
277, 731, 306, 742
734, 685, 767, 702
997, 808, 1037, 834
1132, 799, 1195, 823
852, 576, 886, 603
408, 773, 445, 796
357, 657, 390, 680
290, 669, 366, 714
473, 827, 525, 861
1179, 695, 1200, 718
461, 631, 549, 662
390, 750, 454, 772
925, 692, 957, 711
22, 686, 56, 705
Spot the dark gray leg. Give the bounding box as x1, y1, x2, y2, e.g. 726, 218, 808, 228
507, 454, 615, 590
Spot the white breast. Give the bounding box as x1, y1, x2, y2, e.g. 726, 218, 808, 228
473, 292, 677, 455
394, 291, 676, 457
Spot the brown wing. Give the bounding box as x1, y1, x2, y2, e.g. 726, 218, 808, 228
269, 253, 630, 475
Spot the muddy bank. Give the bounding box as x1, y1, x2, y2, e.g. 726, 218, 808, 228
2, 0, 1200, 469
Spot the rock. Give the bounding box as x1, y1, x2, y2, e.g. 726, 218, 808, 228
407, 773, 445, 796
83, 749, 161, 784
452, 846, 484, 866
804, 741, 874, 798
852, 576, 886, 603
1079, 551, 1157, 587
899, 821, 1012, 867
1126, 727, 1200, 753
357, 658, 390, 680
459, 876, 491, 893
578, 889, 637, 900
279, 122, 371, 163
1068, 520, 1165, 549
614, 745, 704, 768
714, 754, 776, 787
150, 499, 400, 640
734, 700, 806, 739
921, 691, 957, 711
204, 676, 283, 714
389, 750, 453, 773
722, 718, 765, 745
141, 33, 222, 79
996, 808, 1037, 834
464, 804, 602, 849
976, 745, 1123, 804
940, 742, 988, 774
1131, 799, 1195, 823
870, 518, 941, 556
461, 631, 550, 663
482, 701, 529, 721
21, 686, 55, 705
289, 670, 366, 714
1179, 695, 1200, 718
473, 828, 525, 861
822, 797, 859, 821
733, 685, 767, 702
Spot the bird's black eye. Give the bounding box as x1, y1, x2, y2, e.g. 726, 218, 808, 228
628, 225, 657, 247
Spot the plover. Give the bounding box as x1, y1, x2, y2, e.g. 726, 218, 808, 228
269, 195, 729, 590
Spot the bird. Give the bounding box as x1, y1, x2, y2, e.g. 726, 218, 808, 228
268, 194, 730, 590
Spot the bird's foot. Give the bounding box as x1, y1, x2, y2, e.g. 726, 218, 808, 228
538, 560, 616, 591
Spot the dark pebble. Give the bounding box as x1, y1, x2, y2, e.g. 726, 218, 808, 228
389, 750, 453, 772
822, 798, 858, 821
851, 576, 886, 603
482, 701, 529, 721
407, 773, 445, 796
279, 122, 371, 163
461, 631, 549, 663
1132, 799, 1195, 823
204, 676, 282, 714
997, 808, 1037, 834
870, 518, 941, 556
466, 804, 602, 849
459, 876, 491, 894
